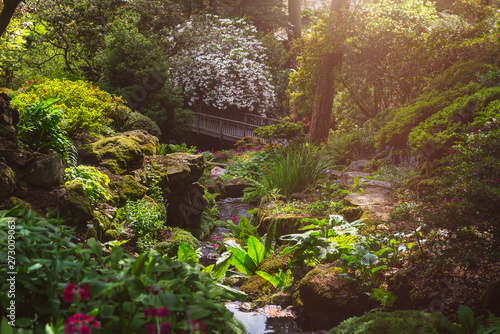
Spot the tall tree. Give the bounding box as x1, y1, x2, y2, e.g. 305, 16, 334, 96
307, 0, 348, 144
0, 0, 23, 37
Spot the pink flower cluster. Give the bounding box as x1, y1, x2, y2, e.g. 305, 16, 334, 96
64, 314, 99, 334
63, 283, 91, 303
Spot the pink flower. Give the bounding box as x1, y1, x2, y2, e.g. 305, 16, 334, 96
79, 325, 91, 334
157, 307, 169, 317
146, 324, 156, 334
231, 216, 238, 222
63, 283, 76, 303
213, 244, 219, 248
160, 322, 172, 334
214, 236, 220, 240
78, 283, 91, 301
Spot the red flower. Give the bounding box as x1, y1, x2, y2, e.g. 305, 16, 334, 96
157, 307, 169, 317
78, 283, 91, 301
63, 283, 76, 303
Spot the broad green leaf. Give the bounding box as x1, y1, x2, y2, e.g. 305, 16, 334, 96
109, 246, 124, 267
131, 252, 149, 276
247, 235, 265, 266
87, 237, 102, 258
1, 317, 13, 334
361, 253, 379, 266
230, 248, 257, 275
212, 251, 232, 281
215, 283, 247, 301
177, 242, 199, 263
457, 305, 475, 332
256, 270, 280, 287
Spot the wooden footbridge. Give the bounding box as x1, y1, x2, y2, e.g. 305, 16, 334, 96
192, 108, 283, 142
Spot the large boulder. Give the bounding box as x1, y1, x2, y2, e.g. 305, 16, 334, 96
80, 130, 159, 174
110, 175, 147, 206
57, 184, 94, 226
253, 207, 311, 243
138, 153, 208, 228
297, 264, 376, 330
24, 152, 65, 188
0, 163, 16, 199
223, 177, 255, 198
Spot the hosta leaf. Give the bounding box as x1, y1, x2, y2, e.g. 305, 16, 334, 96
361, 253, 379, 266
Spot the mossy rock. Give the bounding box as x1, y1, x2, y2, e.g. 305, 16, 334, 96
329, 310, 440, 334
0, 163, 16, 199
80, 130, 159, 174
253, 207, 310, 243
57, 186, 94, 226
338, 206, 364, 222
92, 210, 113, 241
0, 196, 35, 213
155, 227, 200, 257
298, 264, 376, 330
111, 175, 148, 206
203, 177, 226, 199
240, 274, 276, 302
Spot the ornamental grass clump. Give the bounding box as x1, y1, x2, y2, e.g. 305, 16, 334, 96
262, 143, 331, 198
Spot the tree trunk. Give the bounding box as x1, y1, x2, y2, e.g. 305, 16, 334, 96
0, 0, 23, 37
307, 0, 348, 144
288, 0, 301, 40
308, 52, 341, 144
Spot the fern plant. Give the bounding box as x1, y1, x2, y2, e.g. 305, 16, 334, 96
17, 98, 77, 165
439, 306, 500, 334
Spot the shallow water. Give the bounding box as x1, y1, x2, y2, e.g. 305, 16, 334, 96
216, 197, 255, 222
226, 302, 302, 334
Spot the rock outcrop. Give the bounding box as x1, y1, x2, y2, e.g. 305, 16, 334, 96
80, 130, 159, 174
297, 264, 376, 330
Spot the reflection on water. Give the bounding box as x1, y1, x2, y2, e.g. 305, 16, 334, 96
226, 302, 302, 334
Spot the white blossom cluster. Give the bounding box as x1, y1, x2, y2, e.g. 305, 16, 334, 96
168, 15, 276, 115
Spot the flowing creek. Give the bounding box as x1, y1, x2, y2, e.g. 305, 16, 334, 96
208, 197, 307, 334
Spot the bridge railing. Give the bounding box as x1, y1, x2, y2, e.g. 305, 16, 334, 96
192, 111, 282, 141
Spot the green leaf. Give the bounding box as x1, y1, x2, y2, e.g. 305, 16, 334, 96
1, 317, 13, 334
189, 305, 212, 319
87, 238, 102, 259
262, 220, 276, 256
457, 305, 476, 332
247, 235, 265, 266
27, 263, 43, 272
361, 253, 379, 266
215, 283, 248, 301
230, 248, 257, 275
131, 252, 149, 276
256, 271, 280, 287
212, 251, 232, 281
177, 242, 198, 263
109, 246, 124, 267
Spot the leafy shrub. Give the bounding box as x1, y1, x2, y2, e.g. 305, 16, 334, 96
123, 111, 162, 138
375, 82, 479, 151
408, 86, 500, 158
0, 207, 245, 333
124, 198, 165, 251
420, 117, 500, 232
327, 127, 376, 165
64, 166, 112, 203
17, 98, 77, 165
329, 310, 440, 334
158, 143, 197, 155
12, 78, 125, 139
97, 15, 192, 142
253, 121, 307, 143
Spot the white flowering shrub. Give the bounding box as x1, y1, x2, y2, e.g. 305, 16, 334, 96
168, 15, 276, 115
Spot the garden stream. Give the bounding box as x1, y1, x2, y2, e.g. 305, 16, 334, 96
200, 198, 312, 334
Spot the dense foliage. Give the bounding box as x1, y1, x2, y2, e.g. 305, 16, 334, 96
0, 207, 245, 333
